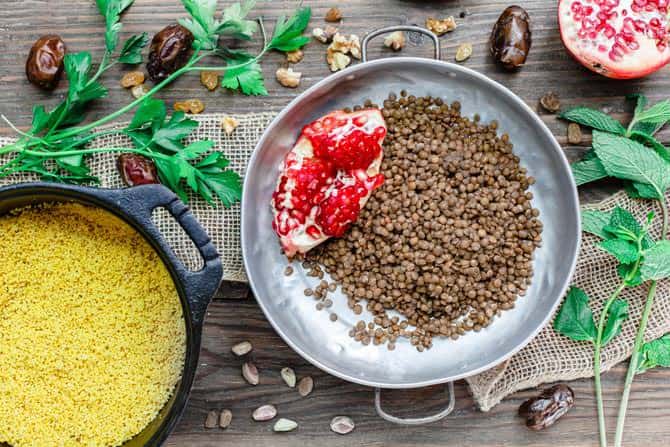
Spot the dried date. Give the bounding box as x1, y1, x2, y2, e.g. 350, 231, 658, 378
490, 6, 532, 70
519, 384, 575, 430
117, 154, 160, 186
146, 24, 194, 82
25, 35, 66, 90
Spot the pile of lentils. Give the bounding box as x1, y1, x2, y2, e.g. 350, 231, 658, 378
305, 91, 543, 351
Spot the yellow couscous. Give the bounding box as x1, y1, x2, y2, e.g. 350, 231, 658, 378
0, 203, 186, 447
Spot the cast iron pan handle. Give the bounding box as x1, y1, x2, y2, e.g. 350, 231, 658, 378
375, 382, 455, 425
86, 184, 222, 326
362, 25, 441, 62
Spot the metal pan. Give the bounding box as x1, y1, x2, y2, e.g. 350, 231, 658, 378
242, 26, 580, 424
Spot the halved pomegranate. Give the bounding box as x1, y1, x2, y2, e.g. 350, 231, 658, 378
271, 109, 387, 257
558, 0, 670, 79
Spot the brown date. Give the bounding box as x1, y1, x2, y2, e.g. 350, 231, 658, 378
518, 384, 575, 430
117, 154, 160, 186
146, 24, 194, 83
25, 35, 66, 90
490, 6, 532, 70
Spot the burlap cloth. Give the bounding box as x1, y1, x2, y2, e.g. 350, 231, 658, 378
2, 112, 669, 411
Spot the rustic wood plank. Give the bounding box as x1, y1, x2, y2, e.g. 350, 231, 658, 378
2, 1, 670, 446
168, 299, 670, 447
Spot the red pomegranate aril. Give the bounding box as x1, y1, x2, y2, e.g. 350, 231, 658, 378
604, 25, 616, 38
572, 1, 582, 11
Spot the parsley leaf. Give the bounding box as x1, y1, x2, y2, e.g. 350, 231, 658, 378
118, 32, 149, 64
554, 286, 598, 342
179, 0, 257, 50
640, 240, 670, 281
601, 299, 629, 346
96, 0, 135, 52
637, 334, 670, 373
592, 131, 670, 197
560, 107, 627, 135
221, 52, 267, 95
268, 6, 311, 52
216, 0, 258, 40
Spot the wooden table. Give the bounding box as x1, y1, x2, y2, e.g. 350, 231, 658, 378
2, 1, 670, 446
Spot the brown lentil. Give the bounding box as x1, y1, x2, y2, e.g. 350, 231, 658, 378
307, 93, 542, 350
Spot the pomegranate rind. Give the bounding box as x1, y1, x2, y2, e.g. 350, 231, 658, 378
271, 109, 387, 257
558, 0, 670, 79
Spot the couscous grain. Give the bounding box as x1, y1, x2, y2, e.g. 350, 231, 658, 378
0, 203, 186, 447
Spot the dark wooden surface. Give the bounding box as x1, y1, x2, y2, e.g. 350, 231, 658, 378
2, 1, 670, 446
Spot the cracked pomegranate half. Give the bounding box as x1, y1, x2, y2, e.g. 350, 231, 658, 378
271, 109, 387, 257
558, 0, 670, 79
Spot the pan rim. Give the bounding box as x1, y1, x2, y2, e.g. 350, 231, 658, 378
242, 57, 582, 389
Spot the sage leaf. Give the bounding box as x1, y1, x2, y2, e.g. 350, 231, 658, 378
560, 107, 626, 135
601, 299, 629, 346
637, 334, 670, 373
581, 209, 612, 239
592, 130, 670, 196
598, 239, 639, 264
640, 240, 670, 281
554, 287, 597, 343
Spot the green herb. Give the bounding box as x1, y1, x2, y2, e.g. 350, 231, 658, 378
559, 95, 670, 447
0, 0, 311, 206
554, 287, 597, 342
637, 334, 670, 373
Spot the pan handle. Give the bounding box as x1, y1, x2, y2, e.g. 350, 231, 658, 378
362, 25, 441, 62
374, 382, 455, 425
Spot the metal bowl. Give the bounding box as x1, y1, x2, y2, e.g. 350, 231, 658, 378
242, 26, 580, 423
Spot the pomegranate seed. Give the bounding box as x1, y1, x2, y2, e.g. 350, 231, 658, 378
583, 18, 597, 29
634, 19, 647, 32
658, 42, 667, 51
571, 1, 583, 11
631, 3, 642, 12
604, 25, 616, 38
588, 30, 598, 39
597, 11, 607, 19
598, 43, 609, 51
659, 0, 668, 7
645, 3, 656, 10
596, 21, 606, 31
595, 0, 605, 4
606, 0, 620, 6
633, 0, 647, 6
628, 40, 641, 50
650, 17, 661, 27
306, 225, 321, 238
574, 12, 583, 20
609, 49, 623, 61
578, 28, 588, 38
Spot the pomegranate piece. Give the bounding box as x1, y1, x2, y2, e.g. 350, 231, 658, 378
271, 109, 387, 256
559, 0, 670, 79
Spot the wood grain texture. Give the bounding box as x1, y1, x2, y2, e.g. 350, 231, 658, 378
2, 0, 670, 445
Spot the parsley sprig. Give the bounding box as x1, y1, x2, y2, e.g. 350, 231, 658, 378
557, 95, 670, 447
0, 0, 311, 207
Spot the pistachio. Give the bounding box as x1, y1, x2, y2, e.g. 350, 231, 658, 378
384, 31, 405, 51
232, 340, 252, 356
540, 92, 561, 113
252, 404, 278, 421
221, 115, 239, 136
120, 71, 145, 88
273, 418, 298, 432
325, 7, 342, 22
276, 67, 302, 88
204, 410, 218, 429
200, 70, 219, 91
286, 49, 304, 64
455, 43, 473, 62
426, 16, 457, 36
130, 84, 149, 99
219, 409, 233, 429
242, 361, 259, 385
330, 416, 355, 435
297, 376, 314, 396
281, 367, 297, 388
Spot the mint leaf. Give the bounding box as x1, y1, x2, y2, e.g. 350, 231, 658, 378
592, 130, 670, 196
268, 6, 311, 52
560, 107, 626, 135
618, 262, 643, 286
571, 156, 608, 185
598, 238, 639, 264
627, 182, 661, 199
582, 209, 612, 239
602, 299, 629, 346
641, 240, 670, 281
637, 334, 670, 373
118, 33, 149, 64
221, 54, 267, 95
554, 287, 597, 342
629, 130, 670, 163
610, 207, 642, 235
631, 99, 670, 126
627, 93, 665, 136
